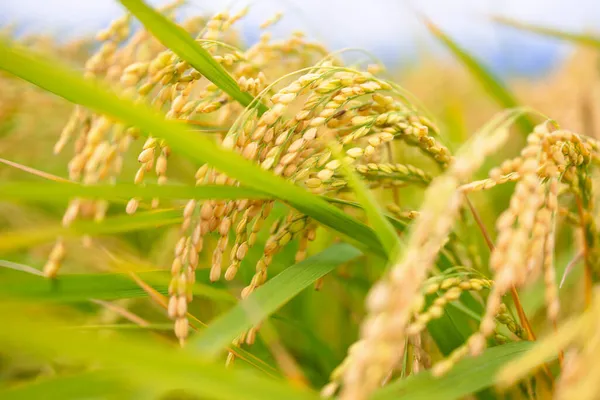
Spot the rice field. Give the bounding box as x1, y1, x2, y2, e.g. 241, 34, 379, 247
1, 1, 600, 399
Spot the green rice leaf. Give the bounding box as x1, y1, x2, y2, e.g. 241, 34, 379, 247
326, 193, 483, 363
404, 109, 531, 398
0, 41, 385, 257
0, 267, 233, 303
323, 197, 409, 232
0, 372, 124, 400
0, 303, 319, 400
193, 243, 362, 357
332, 146, 401, 259
0, 181, 270, 203
0, 209, 182, 252
494, 16, 600, 48
119, 0, 268, 114
424, 19, 535, 133
373, 342, 538, 400
425, 297, 481, 357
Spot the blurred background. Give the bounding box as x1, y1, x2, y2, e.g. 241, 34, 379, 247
2, 0, 599, 76
1, 0, 598, 240
3, 0, 600, 137
1, 0, 599, 265
0, 1, 599, 394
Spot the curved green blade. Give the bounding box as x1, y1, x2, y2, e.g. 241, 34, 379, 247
119, 0, 267, 114
0, 181, 270, 203
193, 243, 362, 357
494, 16, 600, 48
373, 342, 540, 400
424, 18, 535, 134
0, 209, 181, 252
0, 303, 319, 400
0, 41, 385, 257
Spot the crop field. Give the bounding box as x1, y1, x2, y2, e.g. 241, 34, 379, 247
1, 1, 599, 399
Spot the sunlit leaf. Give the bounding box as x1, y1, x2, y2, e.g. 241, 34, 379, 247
0, 372, 125, 400
0, 209, 181, 252
331, 146, 401, 259
494, 16, 600, 48
0, 181, 270, 203
193, 243, 362, 357
0, 267, 233, 303
0, 41, 385, 258
424, 19, 535, 133
373, 342, 538, 400
0, 303, 319, 400
119, 0, 268, 113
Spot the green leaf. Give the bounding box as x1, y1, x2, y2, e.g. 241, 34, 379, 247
323, 197, 408, 232
119, 0, 268, 114
373, 342, 537, 400
0, 181, 270, 203
494, 16, 600, 48
0, 209, 181, 252
0, 304, 319, 400
331, 147, 401, 259
396, 109, 531, 398
425, 296, 481, 356
424, 19, 535, 133
0, 371, 124, 400
327, 194, 484, 363
0, 267, 233, 303
0, 41, 385, 258
193, 243, 362, 357
497, 310, 586, 387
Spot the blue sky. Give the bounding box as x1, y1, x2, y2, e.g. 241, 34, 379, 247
1, 1, 597, 75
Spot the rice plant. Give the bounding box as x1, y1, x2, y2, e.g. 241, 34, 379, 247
1, 1, 600, 399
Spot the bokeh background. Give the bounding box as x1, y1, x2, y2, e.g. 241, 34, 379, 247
2, 0, 599, 76
2, 0, 599, 256
4, 0, 600, 137
0, 1, 599, 395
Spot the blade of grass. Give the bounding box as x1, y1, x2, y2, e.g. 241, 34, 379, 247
193, 243, 362, 357
331, 146, 401, 259
497, 311, 587, 387
119, 0, 267, 114
0, 303, 319, 400
373, 342, 546, 400
423, 18, 535, 133
425, 295, 482, 357
0, 371, 125, 400
0, 209, 182, 252
494, 16, 600, 48
424, 252, 488, 399
326, 196, 484, 361
0, 41, 385, 258
323, 196, 408, 232
0, 266, 233, 303
399, 109, 531, 400
113, 260, 281, 378
0, 181, 270, 203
